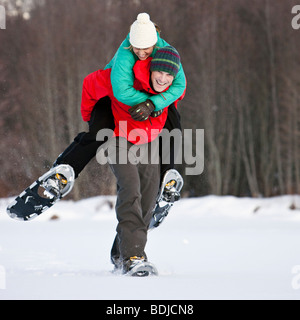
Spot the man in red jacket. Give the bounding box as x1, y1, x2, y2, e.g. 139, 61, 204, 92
82, 46, 185, 275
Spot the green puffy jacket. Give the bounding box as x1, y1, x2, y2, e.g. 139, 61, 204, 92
105, 33, 186, 111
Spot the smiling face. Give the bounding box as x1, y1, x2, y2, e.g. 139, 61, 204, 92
132, 46, 154, 60
150, 70, 174, 92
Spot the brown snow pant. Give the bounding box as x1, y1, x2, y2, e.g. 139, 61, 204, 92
107, 137, 160, 263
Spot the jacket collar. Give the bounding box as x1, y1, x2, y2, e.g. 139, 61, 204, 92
133, 58, 170, 94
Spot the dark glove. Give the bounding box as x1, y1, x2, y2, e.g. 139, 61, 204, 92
151, 109, 164, 117
129, 99, 155, 121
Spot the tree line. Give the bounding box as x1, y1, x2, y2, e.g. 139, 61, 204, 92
0, 0, 299, 199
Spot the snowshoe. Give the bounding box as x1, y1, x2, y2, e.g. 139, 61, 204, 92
123, 256, 158, 277
149, 169, 184, 230
7, 164, 75, 221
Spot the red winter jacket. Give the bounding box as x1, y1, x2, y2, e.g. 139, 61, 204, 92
81, 58, 185, 145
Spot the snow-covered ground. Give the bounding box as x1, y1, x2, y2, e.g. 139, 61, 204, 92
1, 194, 300, 300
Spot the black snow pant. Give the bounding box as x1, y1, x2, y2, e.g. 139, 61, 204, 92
54, 98, 181, 179
54, 97, 114, 177
108, 137, 160, 262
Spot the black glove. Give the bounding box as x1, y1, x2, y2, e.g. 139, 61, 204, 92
129, 99, 155, 121
151, 109, 164, 117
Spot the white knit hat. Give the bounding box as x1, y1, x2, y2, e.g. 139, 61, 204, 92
129, 13, 158, 48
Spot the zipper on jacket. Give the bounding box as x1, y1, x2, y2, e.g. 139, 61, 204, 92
160, 93, 167, 100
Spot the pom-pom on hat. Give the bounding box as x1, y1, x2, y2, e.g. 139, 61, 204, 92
129, 13, 158, 48
150, 46, 181, 78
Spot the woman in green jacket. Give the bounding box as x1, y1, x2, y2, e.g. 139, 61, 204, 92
106, 13, 186, 111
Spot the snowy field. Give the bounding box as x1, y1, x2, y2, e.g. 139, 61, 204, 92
1, 194, 300, 300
